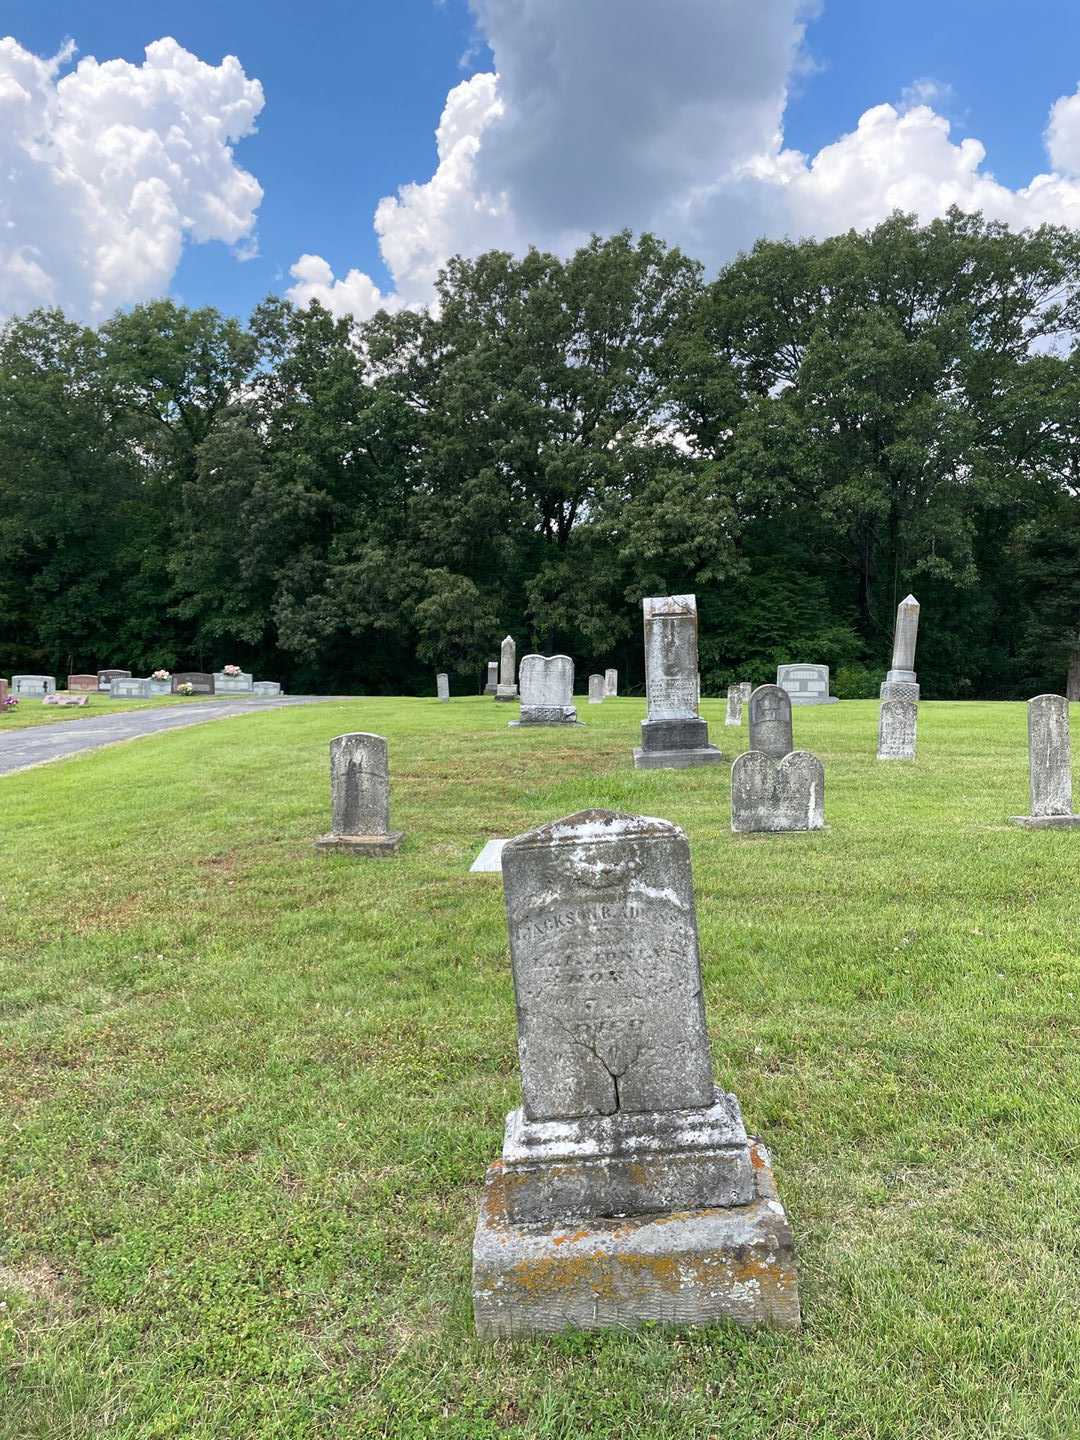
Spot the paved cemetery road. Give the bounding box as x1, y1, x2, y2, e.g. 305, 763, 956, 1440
0, 697, 343, 777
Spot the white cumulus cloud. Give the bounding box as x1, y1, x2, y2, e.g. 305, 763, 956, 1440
0, 35, 264, 323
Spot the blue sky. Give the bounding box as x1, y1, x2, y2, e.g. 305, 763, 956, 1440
4, 1, 1080, 323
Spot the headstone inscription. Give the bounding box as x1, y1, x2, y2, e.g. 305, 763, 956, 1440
484, 660, 499, 695
880, 594, 921, 701
776, 664, 838, 706
748, 685, 793, 760
172, 672, 214, 694
496, 636, 518, 701
97, 670, 130, 692
724, 684, 743, 726
471, 809, 800, 1337
252, 681, 282, 697
436, 672, 450, 702
731, 752, 825, 833
588, 673, 605, 704
13, 675, 57, 696
877, 698, 917, 761
633, 594, 722, 769
67, 674, 98, 693
314, 732, 404, 855
512, 655, 578, 726
213, 670, 254, 694
111, 677, 153, 699
604, 668, 618, 697
1009, 694, 1080, 828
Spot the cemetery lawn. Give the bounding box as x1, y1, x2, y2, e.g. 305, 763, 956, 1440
0, 695, 230, 731
2, 695, 1079, 1440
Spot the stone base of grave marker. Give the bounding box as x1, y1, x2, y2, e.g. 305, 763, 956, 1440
495, 685, 518, 702
510, 706, 580, 726
1008, 813, 1080, 829
880, 673, 920, 702
633, 716, 722, 770
472, 1138, 800, 1337
313, 830, 404, 856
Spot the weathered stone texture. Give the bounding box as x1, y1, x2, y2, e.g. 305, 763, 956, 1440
880, 594, 921, 701
514, 655, 578, 725
1009, 693, 1078, 827
877, 698, 917, 761
604, 668, 618, 697
635, 595, 721, 767
484, 661, 499, 695
748, 685, 793, 759
436, 672, 450, 702
314, 732, 404, 855
776, 664, 838, 706
731, 751, 825, 833
496, 636, 518, 701
725, 685, 743, 726
588, 674, 605, 704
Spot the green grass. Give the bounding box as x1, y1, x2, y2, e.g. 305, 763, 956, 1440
1, 696, 1079, 1439
1, 694, 232, 730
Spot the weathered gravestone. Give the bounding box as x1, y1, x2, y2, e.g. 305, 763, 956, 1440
436, 672, 450, 702
97, 670, 130, 692
471, 809, 800, 1337
512, 655, 578, 726
496, 636, 518, 702
877, 698, 917, 761
314, 732, 404, 855
776, 664, 838, 706
484, 660, 499, 695
1010, 694, 1080, 828
111, 677, 152, 699
748, 685, 793, 760
173, 672, 214, 694
252, 681, 282, 697
731, 752, 825, 833
880, 594, 921, 702
724, 684, 743, 726
588, 673, 605, 704
604, 668, 618, 697
633, 595, 722, 769
213, 670, 254, 694
13, 675, 56, 696
739, 681, 753, 705
67, 674, 98, 693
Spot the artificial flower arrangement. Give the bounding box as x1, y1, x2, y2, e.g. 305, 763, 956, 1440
3, 695, 17, 709
223, 664, 241, 677
176, 683, 195, 696
152, 669, 171, 681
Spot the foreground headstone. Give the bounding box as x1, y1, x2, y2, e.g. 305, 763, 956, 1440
777, 664, 838, 706
877, 698, 917, 761
731, 752, 825, 833
748, 685, 793, 759
436, 672, 450, 702
604, 668, 618, 697
472, 809, 799, 1337
252, 681, 282, 697
97, 670, 130, 692
213, 670, 254, 694
496, 636, 518, 702
633, 595, 722, 769
13, 675, 57, 696
111, 677, 152, 699
314, 733, 404, 855
588, 673, 605, 704
484, 660, 499, 695
880, 594, 921, 701
172, 672, 214, 694
724, 684, 743, 726
512, 655, 578, 726
67, 674, 98, 693
1010, 695, 1080, 828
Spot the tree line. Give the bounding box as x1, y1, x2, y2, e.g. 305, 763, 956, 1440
1, 208, 1078, 699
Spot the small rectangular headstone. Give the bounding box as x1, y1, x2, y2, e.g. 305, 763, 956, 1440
97, 670, 130, 692
173, 672, 214, 694
252, 681, 282, 697
877, 698, 917, 760
315, 732, 404, 855
1010, 694, 1079, 827
513, 654, 578, 725
436, 672, 450, 702
484, 660, 499, 694
724, 684, 742, 726
67, 674, 98, 692
748, 685, 793, 759
604, 668, 618, 697
776, 664, 838, 706
13, 675, 57, 696
110, 677, 153, 699
213, 671, 254, 694
588, 673, 604, 704
496, 636, 518, 700
731, 752, 825, 832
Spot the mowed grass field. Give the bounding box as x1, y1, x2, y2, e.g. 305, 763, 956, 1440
1, 696, 1079, 1440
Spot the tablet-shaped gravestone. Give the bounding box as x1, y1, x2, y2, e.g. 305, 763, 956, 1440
252, 681, 282, 697
588, 673, 605, 704
877, 697, 917, 760
604, 668, 618, 697
724, 684, 743, 726
213, 670, 254, 694
472, 809, 800, 1337
13, 675, 56, 696
436, 672, 449, 702
97, 670, 130, 692
748, 684, 793, 759
634, 594, 722, 769
111, 677, 152, 699
776, 663, 838, 706
484, 660, 499, 695
496, 635, 518, 701
314, 732, 404, 855
731, 751, 825, 833
67, 674, 98, 693
512, 654, 578, 726
173, 672, 214, 694
1010, 694, 1080, 828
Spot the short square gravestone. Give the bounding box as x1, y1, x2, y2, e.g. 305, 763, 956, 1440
731, 752, 825, 833
880, 594, 921, 702
471, 809, 800, 1337
633, 595, 722, 769
173, 672, 214, 694
67, 674, 98, 693
111, 677, 153, 699
724, 684, 743, 726
511, 655, 579, 726
604, 668, 618, 697
149, 674, 175, 696
97, 670, 130, 692
496, 636, 518, 702
484, 660, 499, 695
1010, 694, 1080, 828
13, 675, 57, 696
748, 684, 793, 759
470, 838, 507, 872
739, 681, 753, 705
776, 664, 838, 706
877, 698, 917, 761
588, 673, 605, 704
252, 681, 282, 697
314, 732, 404, 855
213, 670, 254, 694
436, 673, 450, 702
